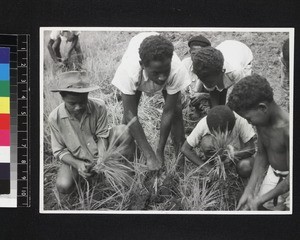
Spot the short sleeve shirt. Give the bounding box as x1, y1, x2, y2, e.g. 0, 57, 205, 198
48, 98, 109, 162
111, 32, 191, 95
186, 111, 255, 148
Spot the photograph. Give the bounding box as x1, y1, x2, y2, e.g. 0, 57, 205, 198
40, 27, 293, 214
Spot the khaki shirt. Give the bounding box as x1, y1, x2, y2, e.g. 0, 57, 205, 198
48, 98, 109, 162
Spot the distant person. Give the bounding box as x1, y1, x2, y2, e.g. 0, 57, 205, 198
228, 74, 289, 211
182, 35, 211, 119
192, 40, 253, 107
49, 71, 135, 194
47, 31, 83, 67
181, 105, 256, 177
280, 39, 289, 91
112, 32, 191, 171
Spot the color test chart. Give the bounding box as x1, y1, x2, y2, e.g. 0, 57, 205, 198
0, 34, 30, 207
0, 47, 10, 200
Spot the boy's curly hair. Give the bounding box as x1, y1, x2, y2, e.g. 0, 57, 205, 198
227, 74, 274, 112
207, 105, 236, 133
192, 47, 224, 77
139, 35, 174, 66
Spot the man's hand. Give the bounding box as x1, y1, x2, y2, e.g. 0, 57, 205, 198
190, 93, 210, 106
75, 161, 93, 179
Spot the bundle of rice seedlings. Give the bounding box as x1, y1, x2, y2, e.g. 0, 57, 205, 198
92, 118, 138, 192
205, 129, 239, 180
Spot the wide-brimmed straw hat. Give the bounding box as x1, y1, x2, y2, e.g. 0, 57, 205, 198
51, 71, 99, 93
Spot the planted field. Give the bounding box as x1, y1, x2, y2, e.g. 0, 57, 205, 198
42, 30, 289, 211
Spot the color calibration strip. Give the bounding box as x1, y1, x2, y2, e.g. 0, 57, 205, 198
0, 48, 11, 200
0, 34, 30, 207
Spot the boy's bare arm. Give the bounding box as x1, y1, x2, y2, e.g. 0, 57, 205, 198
67, 35, 79, 60
250, 126, 290, 209
157, 92, 179, 162
181, 141, 205, 166
237, 136, 268, 209
234, 137, 256, 161
47, 39, 59, 63
122, 93, 160, 170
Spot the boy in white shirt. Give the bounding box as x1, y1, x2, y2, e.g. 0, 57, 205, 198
181, 105, 256, 177
192, 40, 253, 107
112, 32, 191, 171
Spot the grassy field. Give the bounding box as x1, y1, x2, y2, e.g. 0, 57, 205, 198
42, 30, 289, 211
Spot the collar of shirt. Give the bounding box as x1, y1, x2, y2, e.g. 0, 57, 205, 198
202, 71, 234, 92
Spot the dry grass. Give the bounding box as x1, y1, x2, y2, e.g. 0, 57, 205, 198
42, 30, 289, 211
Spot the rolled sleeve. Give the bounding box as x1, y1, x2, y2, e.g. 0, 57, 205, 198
48, 118, 70, 160
95, 104, 110, 139
166, 64, 191, 95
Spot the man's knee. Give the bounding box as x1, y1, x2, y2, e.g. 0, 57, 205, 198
56, 177, 74, 194
56, 164, 77, 194
236, 158, 253, 178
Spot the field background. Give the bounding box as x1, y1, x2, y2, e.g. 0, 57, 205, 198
42, 30, 289, 211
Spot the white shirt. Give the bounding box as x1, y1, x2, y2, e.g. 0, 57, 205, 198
112, 32, 191, 95
186, 111, 255, 149
212, 40, 253, 91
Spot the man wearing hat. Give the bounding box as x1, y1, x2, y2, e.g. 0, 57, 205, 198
182, 35, 211, 122
48, 71, 135, 194
192, 40, 253, 107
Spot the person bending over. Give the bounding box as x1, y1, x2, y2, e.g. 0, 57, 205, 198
228, 74, 289, 211
181, 105, 256, 177
112, 32, 191, 171
47, 31, 83, 67
192, 40, 253, 107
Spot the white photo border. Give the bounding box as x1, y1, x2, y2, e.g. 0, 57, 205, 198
40, 27, 294, 214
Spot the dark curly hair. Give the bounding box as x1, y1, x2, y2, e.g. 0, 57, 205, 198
227, 74, 274, 113
192, 47, 224, 78
206, 105, 236, 133
139, 35, 174, 66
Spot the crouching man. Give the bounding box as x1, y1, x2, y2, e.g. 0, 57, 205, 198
181, 105, 256, 177
48, 71, 135, 194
